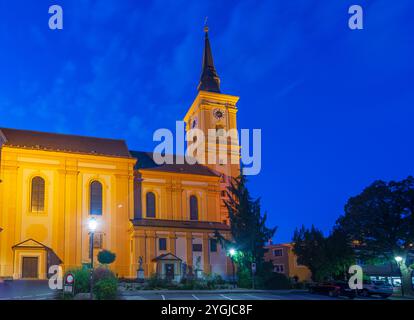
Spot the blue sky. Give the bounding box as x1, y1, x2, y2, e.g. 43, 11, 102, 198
1, 0, 414, 242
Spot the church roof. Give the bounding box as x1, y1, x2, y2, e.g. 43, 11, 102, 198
0, 127, 132, 158
197, 26, 221, 93
130, 150, 220, 177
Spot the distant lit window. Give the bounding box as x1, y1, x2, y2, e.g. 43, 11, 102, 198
146, 192, 156, 218
274, 264, 284, 273
190, 195, 198, 220
31, 176, 45, 212
90, 181, 103, 215
273, 249, 283, 257
159, 238, 167, 251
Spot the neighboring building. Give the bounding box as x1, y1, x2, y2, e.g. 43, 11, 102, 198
0, 27, 239, 280
264, 243, 312, 282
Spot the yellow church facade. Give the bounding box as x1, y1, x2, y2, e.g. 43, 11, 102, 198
0, 27, 240, 280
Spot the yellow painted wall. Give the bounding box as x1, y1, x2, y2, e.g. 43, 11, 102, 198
0, 146, 135, 279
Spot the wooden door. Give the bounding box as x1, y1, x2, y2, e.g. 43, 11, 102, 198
22, 257, 39, 278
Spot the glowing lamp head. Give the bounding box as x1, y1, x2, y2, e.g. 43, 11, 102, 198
88, 217, 98, 232
395, 256, 403, 263
229, 248, 236, 257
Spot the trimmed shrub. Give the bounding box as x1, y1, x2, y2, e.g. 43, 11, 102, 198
92, 266, 116, 285
65, 268, 90, 294
263, 272, 291, 289
97, 250, 116, 265
93, 277, 118, 300
237, 268, 252, 289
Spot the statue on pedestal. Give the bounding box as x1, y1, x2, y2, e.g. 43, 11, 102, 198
137, 256, 145, 282
195, 256, 202, 279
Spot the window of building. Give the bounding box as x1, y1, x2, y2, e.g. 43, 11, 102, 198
210, 239, 217, 252
146, 192, 156, 218
90, 181, 103, 215
273, 249, 283, 257
193, 244, 202, 252
159, 238, 167, 251
31, 176, 45, 212
190, 195, 198, 220
274, 264, 284, 273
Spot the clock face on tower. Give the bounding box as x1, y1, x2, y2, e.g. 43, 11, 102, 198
213, 108, 224, 120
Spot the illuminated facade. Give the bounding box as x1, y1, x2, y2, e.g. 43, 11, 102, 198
0, 28, 240, 280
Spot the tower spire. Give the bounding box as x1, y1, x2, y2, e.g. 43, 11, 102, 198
197, 21, 221, 93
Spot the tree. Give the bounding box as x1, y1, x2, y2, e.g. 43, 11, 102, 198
97, 250, 116, 266
292, 225, 355, 281
336, 177, 414, 296
293, 225, 327, 281
215, 175, 276, 283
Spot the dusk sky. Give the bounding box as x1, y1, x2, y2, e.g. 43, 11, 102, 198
1, 0, 413, 242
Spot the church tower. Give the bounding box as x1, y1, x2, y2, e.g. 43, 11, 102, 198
184, 25, 241, 224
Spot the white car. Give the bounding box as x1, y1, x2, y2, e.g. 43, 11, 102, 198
358, 279, 393, 298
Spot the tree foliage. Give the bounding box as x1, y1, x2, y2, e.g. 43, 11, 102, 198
215, 175, 276, 276
292, 225, 354, 281
97, 250, 116, 265
336, 176, 414, 295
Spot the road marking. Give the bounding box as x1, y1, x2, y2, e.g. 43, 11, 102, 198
161, 294, 166, 301
36, 293, 52, 297
192, 294, 200, 300
220, 294, 232, 300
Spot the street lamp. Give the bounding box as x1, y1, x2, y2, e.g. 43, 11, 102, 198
394, 256, 404, 297
228, 248, 237, 288
88, 217, 98, 299
394, 256, 403, 263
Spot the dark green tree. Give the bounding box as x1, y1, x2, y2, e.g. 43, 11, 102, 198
215, 175, 276, 281
292, 225, 355, 281
97, 249, 116, 266
292, 225, 327, 281
336, 177, 414, 296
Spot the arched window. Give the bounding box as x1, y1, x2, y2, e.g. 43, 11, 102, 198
146, 192, 156, 218
31, 177, 45, 212
190, 195, 198, 220
90, 181, 103, 215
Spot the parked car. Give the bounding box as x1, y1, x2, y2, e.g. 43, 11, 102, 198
358, 279, 393, 298
309, 281, 356, 299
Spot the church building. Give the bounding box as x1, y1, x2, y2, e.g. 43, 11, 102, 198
0, 27, 240, 281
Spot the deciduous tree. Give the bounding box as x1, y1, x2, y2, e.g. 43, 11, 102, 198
336, 177, 414, 296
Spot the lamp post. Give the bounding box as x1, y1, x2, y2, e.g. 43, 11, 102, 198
88, 217, 97, 300
394, 256, 404, 297
228, 248, 237, 289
